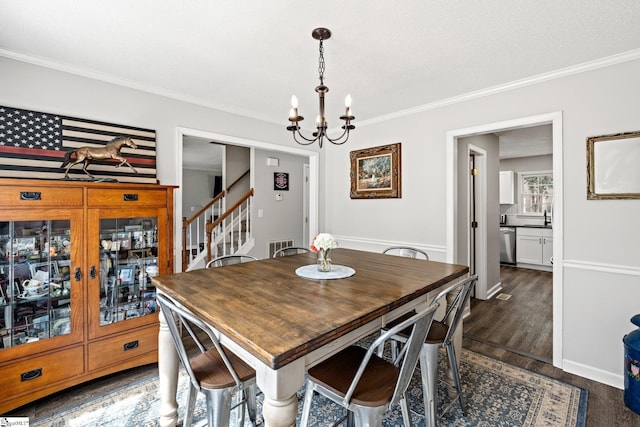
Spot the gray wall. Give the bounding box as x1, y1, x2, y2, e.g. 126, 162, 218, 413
251, 149, 307, 259
225, 145, 250, 206
182, 168, 214, 216
500, 154, 552, 172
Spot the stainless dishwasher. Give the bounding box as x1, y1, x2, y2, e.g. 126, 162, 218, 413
500, 227, 516, 264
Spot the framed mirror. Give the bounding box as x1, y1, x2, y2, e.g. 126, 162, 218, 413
587, 131, 640, 199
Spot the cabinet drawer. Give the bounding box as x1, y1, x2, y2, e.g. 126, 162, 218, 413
88, 325, 158, 371
0, 346, 84, 396
87, 189, 167, 207
0, 186, 83, 207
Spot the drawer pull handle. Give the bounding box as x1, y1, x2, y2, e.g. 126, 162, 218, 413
20, 191, 41, 201
90, 266, 96, 279
123, 193, 139, 202
21, 368, 42, 381
124, 340, 139, 351
75, 267, 82, 281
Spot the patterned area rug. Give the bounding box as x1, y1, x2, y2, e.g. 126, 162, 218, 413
32, 349, 587, 427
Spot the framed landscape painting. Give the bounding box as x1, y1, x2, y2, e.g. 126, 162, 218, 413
350, 143, 401, 199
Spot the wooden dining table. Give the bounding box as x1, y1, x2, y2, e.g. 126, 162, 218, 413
152, 248, 469, 427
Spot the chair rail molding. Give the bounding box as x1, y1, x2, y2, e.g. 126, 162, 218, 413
333, 235, 445, 261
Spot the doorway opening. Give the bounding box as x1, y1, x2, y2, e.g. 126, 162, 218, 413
175, 127, 319, 270
446, 112, 563, 368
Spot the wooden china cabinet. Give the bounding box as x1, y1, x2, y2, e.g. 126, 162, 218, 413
0, 178, 175, 413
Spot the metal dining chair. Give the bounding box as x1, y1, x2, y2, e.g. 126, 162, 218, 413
205, 254, 258, 268
300, 302, 440, 427
156, 293, 257, 427
383, 275, 477, 426
272, 246, 311, 257
382, 246, 429, 260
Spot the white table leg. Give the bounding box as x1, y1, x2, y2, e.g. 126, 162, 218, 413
158, 307, 180, 427
257, 359, 305, 427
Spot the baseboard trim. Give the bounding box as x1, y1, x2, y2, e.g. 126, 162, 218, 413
563, 358, 624, 390
486, 281, 503, 299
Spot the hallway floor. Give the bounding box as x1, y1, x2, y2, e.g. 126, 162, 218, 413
464, 265, 553, 362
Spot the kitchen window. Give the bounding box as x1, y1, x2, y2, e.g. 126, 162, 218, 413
520, 171, 553, 215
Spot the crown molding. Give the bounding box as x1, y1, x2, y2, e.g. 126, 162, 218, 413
358, 48, 640, 127
2, 47, 639, 128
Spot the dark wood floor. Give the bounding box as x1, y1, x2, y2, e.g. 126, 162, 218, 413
465, 265, 553, 363
7, 266, 640, 426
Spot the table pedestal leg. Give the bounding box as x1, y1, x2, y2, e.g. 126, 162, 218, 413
158, 306, 180, 427
262, 394, 299, 427
257, 360, 305, 427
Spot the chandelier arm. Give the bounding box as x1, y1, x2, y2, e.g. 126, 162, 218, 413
292, 130, 320, 145
324, 127, 350, 145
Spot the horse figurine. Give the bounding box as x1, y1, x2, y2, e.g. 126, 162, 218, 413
61, 136, 138, 178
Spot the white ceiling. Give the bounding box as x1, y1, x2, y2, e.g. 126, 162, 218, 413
2, 1, 639, 130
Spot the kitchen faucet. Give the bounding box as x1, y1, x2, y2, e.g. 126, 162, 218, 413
543, 209, 550, 226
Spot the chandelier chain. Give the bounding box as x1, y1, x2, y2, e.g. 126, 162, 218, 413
318, 39, 325, 86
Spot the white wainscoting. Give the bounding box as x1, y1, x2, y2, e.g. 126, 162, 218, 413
333, 235, 447, 261
562, 259, 640, 389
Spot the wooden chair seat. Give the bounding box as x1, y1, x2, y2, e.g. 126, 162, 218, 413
156, 293, 257, 426
300, 303, 440, 426
307, 345, 399, 407
192, 349, 256, 389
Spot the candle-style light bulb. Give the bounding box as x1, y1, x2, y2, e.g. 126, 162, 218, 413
345, 94, 352, 118
290, 95, 299, 121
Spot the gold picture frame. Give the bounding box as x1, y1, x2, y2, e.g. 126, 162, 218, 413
587, 130, 640, 199
350, 143, 401, 199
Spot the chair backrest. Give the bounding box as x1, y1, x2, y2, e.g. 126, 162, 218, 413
272, 247, 311, 257
431, 274, 477, 346
156, 293, 243, 390
342, 302, 440, 409
382, 246, 429, 260
205, 254, 258, 268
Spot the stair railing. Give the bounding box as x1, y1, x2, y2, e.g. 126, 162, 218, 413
181, 169, 250, 271
182, 191, 225, 271
206, 188, 254, 265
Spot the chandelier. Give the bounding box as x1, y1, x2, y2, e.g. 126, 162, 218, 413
287, 27, 355, 148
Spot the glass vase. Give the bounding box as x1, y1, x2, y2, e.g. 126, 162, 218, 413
317, 250, 332, 272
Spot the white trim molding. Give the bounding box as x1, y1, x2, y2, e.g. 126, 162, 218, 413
358, 49, 640, 127
175, 127, 319, 270
447, 111, 564, 368
563, 259, 640, 277
333, 235, 446, 262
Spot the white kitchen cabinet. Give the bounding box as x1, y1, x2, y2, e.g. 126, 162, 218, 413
499, 171, 515, 204
516, 227, 553, 268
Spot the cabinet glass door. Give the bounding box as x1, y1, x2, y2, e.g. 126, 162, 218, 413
97, 216, 159, 327
0, 219, 75, 349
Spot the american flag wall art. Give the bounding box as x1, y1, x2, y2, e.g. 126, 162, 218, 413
0, 106, 157, 183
